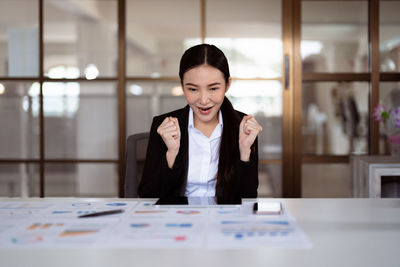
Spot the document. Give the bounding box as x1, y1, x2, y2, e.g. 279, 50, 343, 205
2, 219, 117, 248
0, 199, 311, 249
40, 200, 138, 219
206, 218, 311, 248
0, 202, 54, 219
101, 218, 207, 248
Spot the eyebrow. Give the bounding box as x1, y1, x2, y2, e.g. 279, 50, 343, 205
184, 83, 199, 87
184, 82, 221, 87
208, 83, 221, 87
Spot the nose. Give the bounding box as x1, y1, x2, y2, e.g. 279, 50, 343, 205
199, 90, 209, 105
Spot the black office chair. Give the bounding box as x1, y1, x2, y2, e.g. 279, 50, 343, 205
124, 132, 150, 197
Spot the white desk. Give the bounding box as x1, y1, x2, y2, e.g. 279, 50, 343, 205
1, 198, 400, 267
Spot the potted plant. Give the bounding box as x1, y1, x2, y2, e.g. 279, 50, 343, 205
373, 103, 400, 156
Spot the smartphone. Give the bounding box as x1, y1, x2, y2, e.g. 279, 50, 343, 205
253, 202, 282, 215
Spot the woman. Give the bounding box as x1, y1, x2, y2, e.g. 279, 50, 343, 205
138, 44, 262, 198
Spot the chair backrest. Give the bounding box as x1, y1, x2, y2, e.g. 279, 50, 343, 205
124, 132, 150, 197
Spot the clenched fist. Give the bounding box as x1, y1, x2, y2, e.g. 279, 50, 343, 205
157, 117, 181, 168
239, 115, 262, 162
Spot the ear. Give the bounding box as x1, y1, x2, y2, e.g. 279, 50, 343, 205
225, 77, 232, 93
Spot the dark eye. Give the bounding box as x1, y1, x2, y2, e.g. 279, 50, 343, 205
187, 88, 197, 92
210, 87, 219, 91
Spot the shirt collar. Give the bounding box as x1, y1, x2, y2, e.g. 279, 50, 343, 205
188, 107, 195, 128
188, 107, 223, 138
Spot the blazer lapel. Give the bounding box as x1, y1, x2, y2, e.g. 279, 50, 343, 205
179, 105, 190, 196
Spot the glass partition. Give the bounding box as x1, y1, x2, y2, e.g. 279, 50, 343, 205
0, 0, 39, 77
0, 163, 40, 197
44, 81, 118, 159
206, 0, 282, 78
302, 82, 369, 155
228, 80, 282, 160
45, 163, 118, 197
44, 0, 118, 78
126, 80, 185, 135
380, 1, 400, 72
126, 0, 201, 77
0, 82, 40, 159
302, 163, 350, 197
302, 1, 368, 73
259, 164, 281, 198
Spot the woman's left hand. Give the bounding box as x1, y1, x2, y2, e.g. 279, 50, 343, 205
239, 115, 262, 162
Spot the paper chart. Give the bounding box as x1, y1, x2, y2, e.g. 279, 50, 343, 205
39, 200, 138, 219
103, 219, 206, 248
3, 220, 115, 247
206, 219, 312, 248
0, 200, 311, 249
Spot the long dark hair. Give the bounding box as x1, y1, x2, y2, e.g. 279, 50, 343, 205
179, 44, 241, 195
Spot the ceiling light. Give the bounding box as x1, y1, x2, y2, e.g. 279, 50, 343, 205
171, 86, 183, 96
84, 64, 99, 80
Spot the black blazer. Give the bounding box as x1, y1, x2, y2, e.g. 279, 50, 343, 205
138, 105, 259, 198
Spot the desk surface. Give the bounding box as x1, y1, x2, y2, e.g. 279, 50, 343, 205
1, 198, 399, 267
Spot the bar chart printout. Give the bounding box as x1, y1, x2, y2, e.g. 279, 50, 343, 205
0, 200, 311, 249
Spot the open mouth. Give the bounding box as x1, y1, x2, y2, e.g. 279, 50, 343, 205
198, 106, 213, 114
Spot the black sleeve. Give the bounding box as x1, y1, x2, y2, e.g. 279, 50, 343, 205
235, 137, 259, 198
138, 116, 184, 198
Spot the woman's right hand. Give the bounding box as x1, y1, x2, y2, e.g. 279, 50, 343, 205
157, 117, 181, 168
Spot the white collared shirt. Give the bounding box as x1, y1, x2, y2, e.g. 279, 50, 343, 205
185, 108, 223, 197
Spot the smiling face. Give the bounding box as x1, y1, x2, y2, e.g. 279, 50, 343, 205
182, 64, 230, 128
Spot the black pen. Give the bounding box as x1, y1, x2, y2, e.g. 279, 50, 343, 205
78, 209, 124, 218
